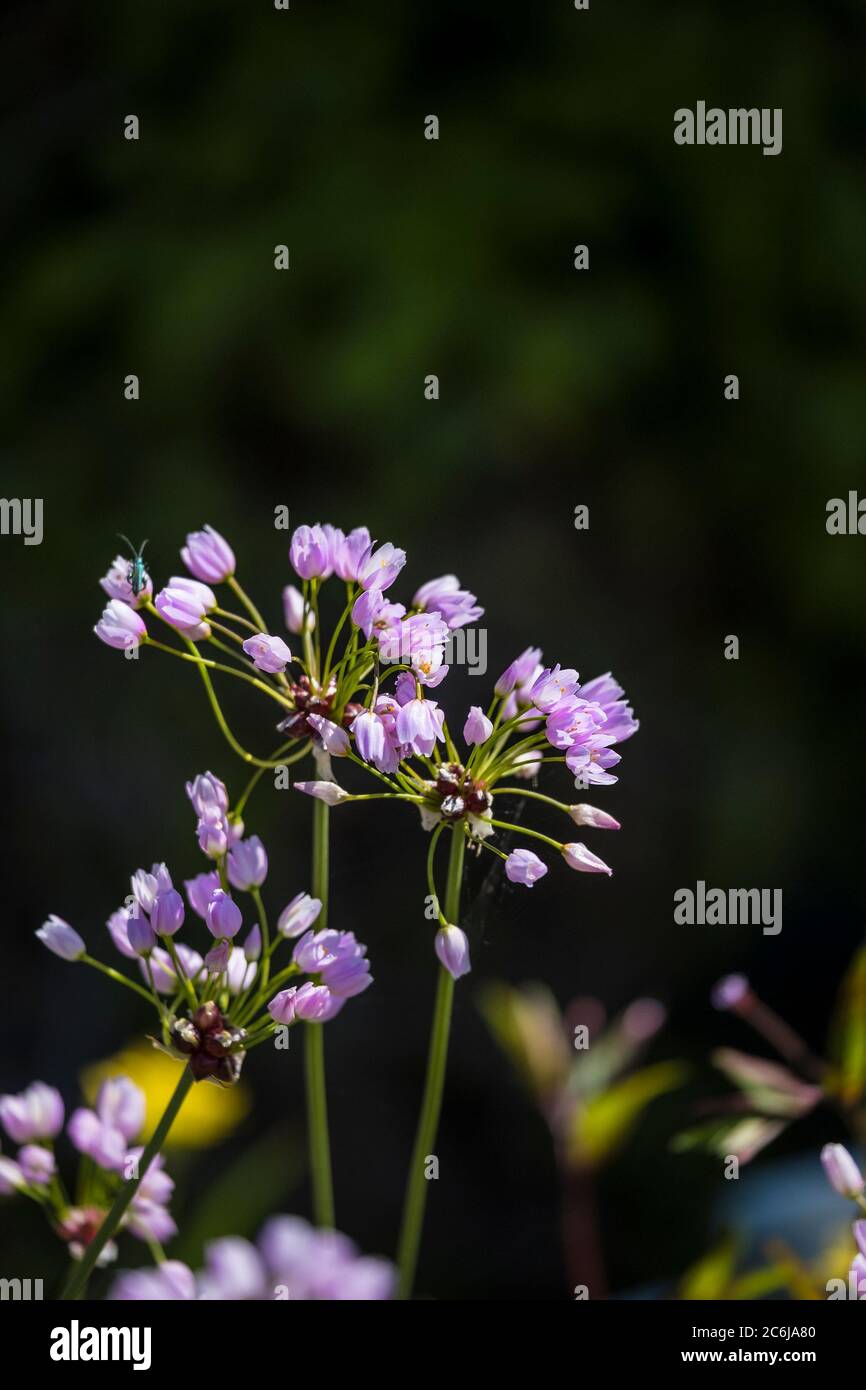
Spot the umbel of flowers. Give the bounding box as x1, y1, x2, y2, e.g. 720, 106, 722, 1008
0, 1076, 175, 1267
37, 765, 371, 1298
89, 520, 638, 1298
38, 768, 372, 1081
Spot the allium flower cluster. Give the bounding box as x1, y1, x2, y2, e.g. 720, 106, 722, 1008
110, 1214, 394, 1300
37, 770, 373, 1086
0, 1076, 175, 1263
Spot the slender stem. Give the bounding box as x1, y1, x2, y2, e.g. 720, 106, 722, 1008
213, 605, 261, 634
489, 818, 563, 852
162, 935, 198, 1009
188, 649, 294, 768
305, 796, 335, 1226
147, 638, 290, 708
396, 829, 465, 1298
251, 887, 271, 986
227, 575, 270, 635
60, 1068, 194, 1300
81, 955, 155, 1007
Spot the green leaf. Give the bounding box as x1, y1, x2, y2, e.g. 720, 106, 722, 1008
678, 1236, 738, 1300
570, 1061, 687, 1167
827, 944, 866, 1104
672, 1115, 786, 1165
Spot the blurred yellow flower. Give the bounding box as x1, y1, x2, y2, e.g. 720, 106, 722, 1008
81, 1041, 250, 1149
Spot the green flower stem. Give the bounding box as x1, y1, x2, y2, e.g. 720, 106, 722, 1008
213, 605, 260, 634
186, 647, 293, 768
60, 1067, 194, 1300
251, 887, 271, 986
226, 575, 269, 635
208, 618, 247, 646
146, 638, 290, 709
321, 597, 355, 684
425, 823, 449, 926
306, 795, 335, 1227
231, 742, 303, 817
396, 828, 466, 1299
489, 818, 563, 852
81, 955, 155, 1007
162, 935, 198, 1009
492, 787, 571, 812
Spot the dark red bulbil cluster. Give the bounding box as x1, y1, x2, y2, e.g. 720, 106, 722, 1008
277, 675, 363, 741
170, 1001, 246, 1083
434, 762, 492, 822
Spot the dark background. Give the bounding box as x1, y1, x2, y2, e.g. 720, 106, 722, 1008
1, 0, 865, 1298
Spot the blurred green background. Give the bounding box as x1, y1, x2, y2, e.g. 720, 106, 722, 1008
1, 0, 865, 1298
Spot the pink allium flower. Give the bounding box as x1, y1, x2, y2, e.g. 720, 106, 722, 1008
18, 1144, 56, 1186
821, 1143, 865, 1199
181, 524, 235, 584
505, 848, 548, 887
243, 924, 262, 961
0, 1082, 64, 1144
529, 665, 580, 713
106, 908, 137, 959
569, 803, 621, 830
352, 709, 387, 766
495, 646, 542, 697
227, 834, 269, 890
242, 633, 292, 673
268, 981, 334, 1023
464, 705, 493, 746
412, 574, 483, 630
131, 862, 173, 916
333, 526, 372, 582
565, 733, 621, 786
146, 944, 204, 994
36, 914, 86, 962
154, 577, 216, 635
0, 1157, 25, 1194
277, 892, 323, 938
395, 698, 445, 757
67, 1107, 127, 1172
578, 672, 640, 743
94, 599, 147, 651
95, 1077, 145, 1141
206, 889, 243, 940
294, 780, 350, 806
434, 925, 471, 980
711, 974, 751, 1011
307, 713, 350, 757
185, 870, 222, 918
357, 541, 406, 592
204, 940, 232, 973
127, 911, 156, 957
561, 842, 613, 875
290, 524, 331, 580
150, 888, 185, 937
283, 584, 313, 634
186, 772, 229, 819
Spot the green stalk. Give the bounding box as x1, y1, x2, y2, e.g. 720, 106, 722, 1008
396, 829, 466, 1298
306, 796, 335, 1226
61, 1068, 194, 1300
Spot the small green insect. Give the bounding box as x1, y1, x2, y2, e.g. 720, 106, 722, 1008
118, 534, 150, 598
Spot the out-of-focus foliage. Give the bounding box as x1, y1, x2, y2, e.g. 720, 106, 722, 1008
481, 982, 685, 1169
